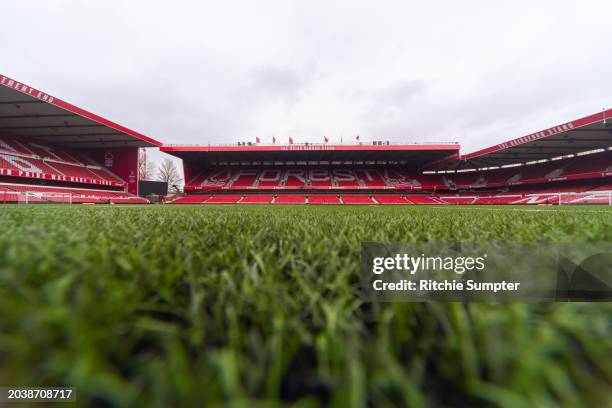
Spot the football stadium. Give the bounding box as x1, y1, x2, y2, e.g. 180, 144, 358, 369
1, 73, 610, 206
1, 70, 611, 407
163, 109, 612, 206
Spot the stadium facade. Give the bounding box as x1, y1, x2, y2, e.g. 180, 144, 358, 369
1, 73, 610, 205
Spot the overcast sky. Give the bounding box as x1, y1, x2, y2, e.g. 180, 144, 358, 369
1, 1, 611, 167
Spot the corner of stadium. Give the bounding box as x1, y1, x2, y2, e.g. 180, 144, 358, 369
1, 73, 611, 205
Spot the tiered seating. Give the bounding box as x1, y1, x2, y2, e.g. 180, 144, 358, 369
239, 195, 274, 204
200, 170, 233, 189
412, 174, 447, 189
334, 170, 361, 188
45, 162, 100, 179
23, 142, 83, 165
438, 151, 612, 191
0, 183, 147, 204
172, 185, 612, 206
171, 195, 210, 204
205, 195, 242, 204
187, 167, 449, 191
283, 173, 307, 189
405, 195, 444, 204
448, 172, 479, 187
563, 154, 612, 176
308, 195, 341, 204
355, 170, 388, 188
383, 169, 418, 189
0, 135, 124, 186
373, 195, 410, 204
87, 167, 123, 182
588, 182, 612, 191
520, 161, 562, 181
441, 196, 476, 204
342, 195, 375, 204
564, 193, 612, 205
273, 195, 306, 204
186, 169, 216, 187
178, 156, 612, 206
230, 171, 258, 189
257, 170, 283, 188
309, 170, 333, 188
0, 138, 33, 155
473, 196, 522, 205
0, 153, 61, 175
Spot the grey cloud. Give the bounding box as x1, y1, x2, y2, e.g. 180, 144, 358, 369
242, 65, 317, 109
1, 0, 610, 157
376, 81, 427, 106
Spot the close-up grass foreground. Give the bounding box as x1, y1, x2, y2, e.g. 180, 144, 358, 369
1, 204, 611, 407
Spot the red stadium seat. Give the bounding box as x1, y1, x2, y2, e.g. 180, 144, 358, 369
171, 195, 211, 204
441, 196, 477, 204
373, 195, 410, 204
308, 195, 341, 204
0, 182, 147, 204
405, 195, 445, 204
355, 170, 388, 188
0, 135, 126, 187
173, 148, 612, 207
342, 195, 375, 204
258, 169, 284, 188
205, 195, 242, 204
239, 195, 274, 203
230, 170, 259, 189
273, 195, 306, 204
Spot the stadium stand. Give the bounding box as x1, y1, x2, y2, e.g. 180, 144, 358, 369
0, 183, 148, 204
184, 167, 452, 191
206, 195, 242, 204
441, 196, 477, 204
354, 170, 388, 188
405, 195, 445, 204
0, 136, 125, 186
308, 195, 342, 204
179, 155, 611, 194
373, 195, 410, 204
239, 195, 274, 204
273, 195, 307, 204
162, 109, 612, 205
342, 195, 376, 204
170, 195, 211, 204
230, 171, 259, 189
0, 73, 161, 204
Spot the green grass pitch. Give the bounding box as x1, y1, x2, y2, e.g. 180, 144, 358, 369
1, 205, 611, 407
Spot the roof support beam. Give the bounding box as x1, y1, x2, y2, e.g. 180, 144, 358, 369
0, 124, 105, 130
0, 113, 78, 119
33, 132, 124, 138
0, 100, 44, 105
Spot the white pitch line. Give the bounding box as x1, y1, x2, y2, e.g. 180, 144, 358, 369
428, 206, 612, 214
